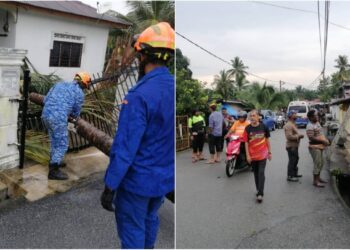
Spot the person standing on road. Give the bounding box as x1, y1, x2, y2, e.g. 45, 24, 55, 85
243, 110, 272, 203
306, 109, 330, 188
284, 110, 304, 182
42, 72, 91, 180
189, 109, 206, 163
100, 22, 174, 249
207, 104, 224, 164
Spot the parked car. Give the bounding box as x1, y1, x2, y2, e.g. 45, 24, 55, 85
260, 110, 276, 131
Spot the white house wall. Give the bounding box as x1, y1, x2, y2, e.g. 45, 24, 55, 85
14, 10, 109, 81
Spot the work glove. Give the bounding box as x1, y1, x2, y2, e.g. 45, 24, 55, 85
100, 186, 115, 212
67, 122, 77, 133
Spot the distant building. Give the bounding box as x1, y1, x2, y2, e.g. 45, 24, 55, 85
0, 1, 130, 80
221, 100, 250, 117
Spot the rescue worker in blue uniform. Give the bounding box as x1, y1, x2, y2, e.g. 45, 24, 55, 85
42, 72, 91, 180
100, 22, 175, 249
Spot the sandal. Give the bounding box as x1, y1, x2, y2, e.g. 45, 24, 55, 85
313, 182, 325, 188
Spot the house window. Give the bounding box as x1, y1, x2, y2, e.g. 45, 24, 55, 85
49, 41, 83, 67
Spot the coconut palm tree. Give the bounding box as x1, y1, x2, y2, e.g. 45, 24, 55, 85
241, 82, 284, 109
107, 1, 174, 33
235, 74, 249, 92
227, 56, 248, 79
257, 83, 285, 109
335, 55, 350, 72
335, 55, 350, 82
213, 70, 235, 100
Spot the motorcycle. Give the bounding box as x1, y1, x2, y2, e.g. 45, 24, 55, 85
225, 134, 250, 177
276, 115, 285, 129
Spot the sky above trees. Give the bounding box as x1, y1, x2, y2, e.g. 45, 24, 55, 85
176, 1, 350, 89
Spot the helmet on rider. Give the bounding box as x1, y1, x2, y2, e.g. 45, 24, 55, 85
287, 110, 297, 118
74, 72, 91, 89
237, 110, 248, 120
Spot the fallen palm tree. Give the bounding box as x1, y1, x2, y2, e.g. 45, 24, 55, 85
28, 92, 175, 203
29, 92, 113, 156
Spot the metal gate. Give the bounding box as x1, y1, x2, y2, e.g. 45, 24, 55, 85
176, 115, 190, 151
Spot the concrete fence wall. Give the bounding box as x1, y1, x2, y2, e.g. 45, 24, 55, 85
0, 48, 27, 171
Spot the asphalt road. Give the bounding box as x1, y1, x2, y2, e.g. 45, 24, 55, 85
176, 128, 350, 248
0, 173, 174, 249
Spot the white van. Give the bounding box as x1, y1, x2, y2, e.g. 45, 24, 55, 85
287, 101, 310, 127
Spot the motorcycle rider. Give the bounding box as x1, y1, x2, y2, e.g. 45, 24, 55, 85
225, 110, 250, 167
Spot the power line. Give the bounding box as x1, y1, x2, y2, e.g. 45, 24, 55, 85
322, 1, 330, 79
254, 1, 350, 31
317, 1, 323, 68
175, 32, 230, 65
176, 31, 302, 87
253, 1, 315, 14
306, 72, 323, 89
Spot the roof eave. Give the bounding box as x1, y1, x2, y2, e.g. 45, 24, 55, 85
0, 1, 130, 29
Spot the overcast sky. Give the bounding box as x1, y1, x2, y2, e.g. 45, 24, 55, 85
176, 1, 350, 90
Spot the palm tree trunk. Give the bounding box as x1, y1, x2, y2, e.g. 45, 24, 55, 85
29, 93, 113, 155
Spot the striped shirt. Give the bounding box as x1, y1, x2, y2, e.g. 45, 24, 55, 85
306, 122, 322, 145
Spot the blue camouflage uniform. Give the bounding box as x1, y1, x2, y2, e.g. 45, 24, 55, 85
104, 66, 174, 249
42, 81, 84, 164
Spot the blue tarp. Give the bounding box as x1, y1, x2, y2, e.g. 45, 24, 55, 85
221, 103, 239, 118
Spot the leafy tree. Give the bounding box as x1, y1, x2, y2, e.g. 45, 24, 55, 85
176, 48, 192, 79
176, 69, 207, 115
235, 74, 249, 92
107, 1, 174, 33
237, 82, 285, 110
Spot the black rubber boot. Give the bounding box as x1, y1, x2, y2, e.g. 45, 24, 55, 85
60, 162, 67, 168
48, 163, 68, 180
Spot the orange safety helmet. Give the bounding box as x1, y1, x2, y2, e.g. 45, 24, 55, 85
133, 22, 174, 60
74, 72, 91, 87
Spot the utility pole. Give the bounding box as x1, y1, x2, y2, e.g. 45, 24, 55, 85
279, 80, 285, 92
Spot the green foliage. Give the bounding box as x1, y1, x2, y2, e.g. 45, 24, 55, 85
176, 69, 207, 115
106, 1, 174, 34
176, 52, 350, 115
126, 1, 174, 32
29, 73, 61, 95
213, 70, 235, 100
238, 82, 285, 110
25, 131, 50, 165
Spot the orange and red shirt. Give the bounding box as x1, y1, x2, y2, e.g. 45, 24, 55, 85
229, 120, 250, 137
243, 123, 270, 161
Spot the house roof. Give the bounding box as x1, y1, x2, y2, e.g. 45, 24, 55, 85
2, 1, 131, 28
222, 99, 249, 107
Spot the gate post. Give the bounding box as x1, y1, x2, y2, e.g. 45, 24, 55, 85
0, 48, 27, 171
